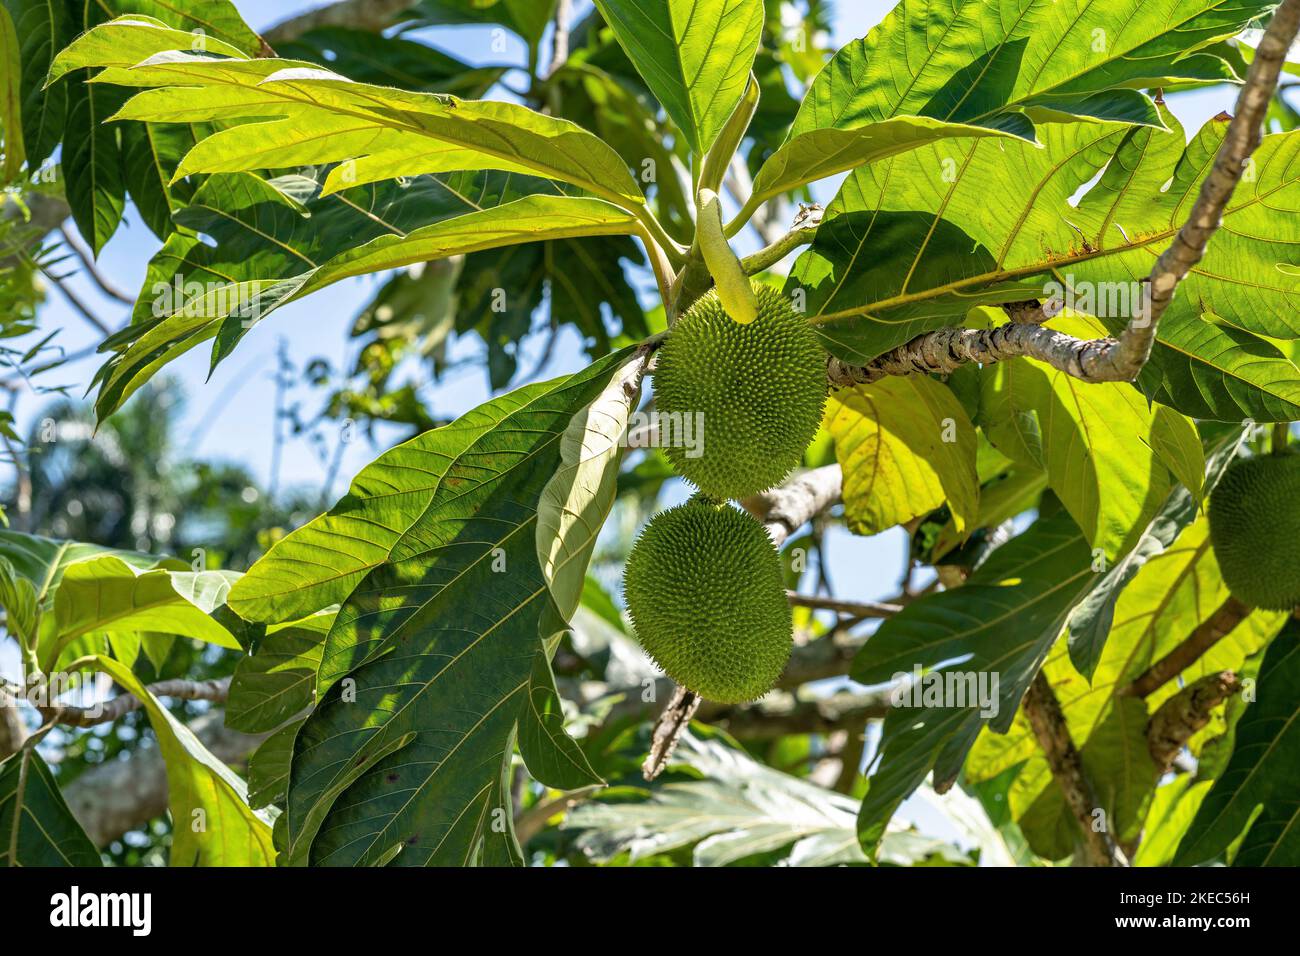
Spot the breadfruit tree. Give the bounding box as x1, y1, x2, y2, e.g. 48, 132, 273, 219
1, 0, 1300, 869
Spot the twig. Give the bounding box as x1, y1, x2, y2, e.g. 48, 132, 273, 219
524, 320, 561, 382
268, 337, 291, 503
0, 193, 69, 272
33, 676, 231, 728
39, 265, 113, 336
824, 0, 1300, 389
1147, 671, 1241, 774
545, 0, 572, 79
786, 590, 902, 619
1120, 595, 1252, 698
741, 223, 820, 275
1023, 671, 1126, 866
58, 225, 132, 304
513, 784, 601, 846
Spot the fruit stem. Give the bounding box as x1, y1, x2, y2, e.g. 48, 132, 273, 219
643, 686, 701, 780
696, 188, 759, 324
636, 224, 678, 323
1272, 422, 1291, 455
635, 206, 688, 267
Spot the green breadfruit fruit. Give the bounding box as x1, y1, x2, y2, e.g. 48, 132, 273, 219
654, 281, 826, 500
1208, 453, 1300, 610
622, 498, 793, 703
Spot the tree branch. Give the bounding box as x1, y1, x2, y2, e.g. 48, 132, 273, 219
741, 211, 821, 275
545, 0, 572, 79
263, 0, 417, 45
642, 685, 700, 780
1023, 671, 1126, 866
787, 590, 902, 619
702, 688, 891, 740
824, 0, 1300, 390
1119, 595, 1252, 699
1147, 671, 1241, 774
0, 698, 25, 761
1, 193, 69, 249
35, 676, 231, 728
58, 225, 133, 304
39, 264, 113, 336
743, 464, 843, 547
514, 784, 602, 846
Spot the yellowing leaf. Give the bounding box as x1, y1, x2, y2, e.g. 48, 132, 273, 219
91, 655, 276, 866
827, 376, 979, 536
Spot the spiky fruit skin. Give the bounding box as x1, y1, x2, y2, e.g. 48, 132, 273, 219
655, 282, 826, 500
1208, 454, 1300, 610
623, 499, 792, 703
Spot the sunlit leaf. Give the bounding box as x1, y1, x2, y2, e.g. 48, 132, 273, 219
827, 376, 979, 537
793, 0, 1257, 137
591, 0, 764, 155
91, 655, 276, 866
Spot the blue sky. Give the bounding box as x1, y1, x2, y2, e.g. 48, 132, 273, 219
9, 0, 1242, 609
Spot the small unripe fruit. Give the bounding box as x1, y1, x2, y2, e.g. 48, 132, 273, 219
655, 281, 825, 500
1208, 453, 1300, 610
623, 499, 792, 703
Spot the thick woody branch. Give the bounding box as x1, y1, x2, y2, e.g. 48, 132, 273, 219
826, 0, 1300, 390
1023, 672, 1126, 866
1120, 595, 1251, 699
1147, 671, 1241, 774
826, 318, 1123, 387
744, 464, 844, 547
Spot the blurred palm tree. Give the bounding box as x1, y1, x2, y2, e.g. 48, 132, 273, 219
14, 377, 318, 570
